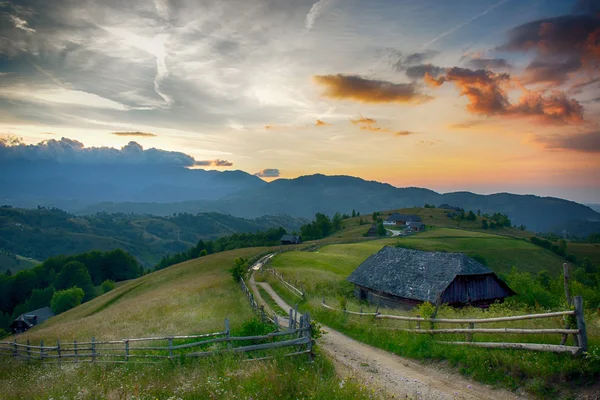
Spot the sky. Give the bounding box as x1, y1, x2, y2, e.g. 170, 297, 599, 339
1, 0, 599, 203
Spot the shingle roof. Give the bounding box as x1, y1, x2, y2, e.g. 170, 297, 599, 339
11, 306, 55, 328
281, 234, 301, 242
347, 246, 493, 302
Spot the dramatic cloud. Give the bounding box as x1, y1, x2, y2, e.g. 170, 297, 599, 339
425, 67, 584, 124
535, 131, 600, 153
305, 0, 332, 31
254, 168, 281, 178
313, 74, 430, 104
315, 119, 331, 127
195, 159, 234, 167
0, 137, 226, 167
498, 14, 600, 84
111, 131, 157, 137
466, 57, 512, 70
405, 64, 445, 80
393, 50, 438, 71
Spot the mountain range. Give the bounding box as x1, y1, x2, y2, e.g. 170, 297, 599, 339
1, 161, 598, 234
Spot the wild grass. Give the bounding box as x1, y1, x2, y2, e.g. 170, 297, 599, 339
262, 239, 600, 397
0, 350, 382, 400
256, 286, 287, 316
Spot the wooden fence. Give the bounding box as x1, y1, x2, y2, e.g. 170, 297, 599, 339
321, 296, 588, 355
0, 317, 313, 364
261, 268, 305, 299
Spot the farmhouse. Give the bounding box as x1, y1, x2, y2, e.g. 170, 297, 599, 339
407, 221, 425, 232
366, 224, 378, 237
347, 246, 514, 309
280, 234, 302, 245
383, 213, 422, 226
10, 306, 55, 334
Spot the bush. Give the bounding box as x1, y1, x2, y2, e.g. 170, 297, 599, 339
228, 257, 247, 283
50, 287, 85, 314
101, 279, 115, 293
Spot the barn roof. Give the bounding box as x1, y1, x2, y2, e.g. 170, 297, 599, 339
385, 213, 422, 222
347, 246, 495, 303
281, 234, 301, 242
11, 306, 55, 329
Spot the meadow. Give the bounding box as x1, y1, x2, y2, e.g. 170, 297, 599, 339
258, 235, 600, 397
0, 247, 379, 400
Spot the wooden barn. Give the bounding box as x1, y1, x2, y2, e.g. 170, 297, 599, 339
347, 246, 514, 309
280, 234, 302, 245
10, 306, 55, 334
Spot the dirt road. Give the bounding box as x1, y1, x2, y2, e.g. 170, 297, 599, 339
249, 273, 526, 400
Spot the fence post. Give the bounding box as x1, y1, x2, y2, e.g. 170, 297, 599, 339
12, 338, 17, 359
298, 315, 304, 338
57, 340, 61, 364
126, 339, 130, 362
74, 340, 78, 363
27, 339, 31, 361
91, 337, 96, 363
294, 304, 299, 328
574, 296, 588, 353
561, 263, 573, 345
225, 319, 231, 350
288, 309, 294, 330
305, 312, 314, 362
167, 338, 172, 360
40, 340, 44, 361
416, 315, 421, 330
467, 323, 474, 342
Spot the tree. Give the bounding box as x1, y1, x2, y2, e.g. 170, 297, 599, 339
27, 287, 55, 310
376, 222, 386, 237
54, 261, 95, 300
101, 280, 115, 293
4, 269, 12, 277
481, 220, 489, 230
229, 257, 247, 283
465, 211, 476, 221
351, 209, 356, 218
332, 212, 343, 231
50, 287, 85, 314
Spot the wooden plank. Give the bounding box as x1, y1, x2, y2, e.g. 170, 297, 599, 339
187, 336, 310, 357
376, 310, 575, 324
574, 296, 588, 353
439, 341, 582, 355
384, 328, 580, 334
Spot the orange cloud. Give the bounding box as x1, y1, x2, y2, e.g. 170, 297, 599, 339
111, 131, 157, 137
313, 74, 431, 104
350, 115, 376, 125
358, 125, 418, 137
315, 119, 331, 127
425, 67, 584, 125
534, 131, 600, 153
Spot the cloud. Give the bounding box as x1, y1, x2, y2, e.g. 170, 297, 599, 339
305, 0, 332, 31
315, 119, 331, 127
393, 50, 438, 71
350, 115, 377, 125
466, 57, 512, 70
425, 67, 584, 124
535, 131, 600, 152
195, 159, 234, 167
448, 120, 485, 129
111, 131, 157, 137
497, 14, 600, 85
0, 137, 226, 167
254, 168, 280, 178
313, 74, 431, 104
405, 64, 446, 80
359, 125, 418, 136
10, 15, 35, 33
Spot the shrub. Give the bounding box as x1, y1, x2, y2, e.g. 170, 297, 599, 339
228, 257, 247, 283
101, 279, 115, 293
50, 287, 85, 314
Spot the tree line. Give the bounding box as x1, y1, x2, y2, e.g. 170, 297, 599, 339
0, 249, 142, 334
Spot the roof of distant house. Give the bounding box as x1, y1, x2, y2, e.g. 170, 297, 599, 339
281, 234, 301, 242
385, 213, 422, 222
347, 246, 505, 303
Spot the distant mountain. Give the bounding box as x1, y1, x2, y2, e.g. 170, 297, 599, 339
549, 220, 600, 238
0, 206, 307, 268
587, 204, 600, 213
0, 161, 265, 208
74, 174, 600, 233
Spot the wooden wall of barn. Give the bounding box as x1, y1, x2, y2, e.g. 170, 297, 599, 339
441, 274, 511, 304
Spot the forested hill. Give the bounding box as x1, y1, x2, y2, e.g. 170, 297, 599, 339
0, 206, 307, 269
78, 174, 600, 234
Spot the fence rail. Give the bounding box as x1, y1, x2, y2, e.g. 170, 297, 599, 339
321, 295, 588, 355
0, 316, 313, 364
262, 268, 304, 298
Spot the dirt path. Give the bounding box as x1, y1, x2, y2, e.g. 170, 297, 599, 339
249, 273, 526, 400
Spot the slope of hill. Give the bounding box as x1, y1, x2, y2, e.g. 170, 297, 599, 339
0, 206, 307, 268
75, 174, 600, 233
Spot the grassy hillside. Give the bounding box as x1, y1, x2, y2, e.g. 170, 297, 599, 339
0, 246, 374, 400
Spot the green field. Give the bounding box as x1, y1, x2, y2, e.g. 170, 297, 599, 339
0, 247, 375, 400
569, 242, 600, 266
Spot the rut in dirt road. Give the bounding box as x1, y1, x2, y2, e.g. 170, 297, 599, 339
249, 273, 527, 400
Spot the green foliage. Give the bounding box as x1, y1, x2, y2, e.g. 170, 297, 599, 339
101, 279, 115, 293
336, 294, 347, 311
465, 210, 476, 221
27, 287, 55, 310
55, 261, 95, 300
228, 257, 247, 283
416, 301, 435, 319
376, 222, 386, 236
424, 203, 436, 208
50, 287, 84, 314
300, 213, 341, 240
481, 219, 488, 230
